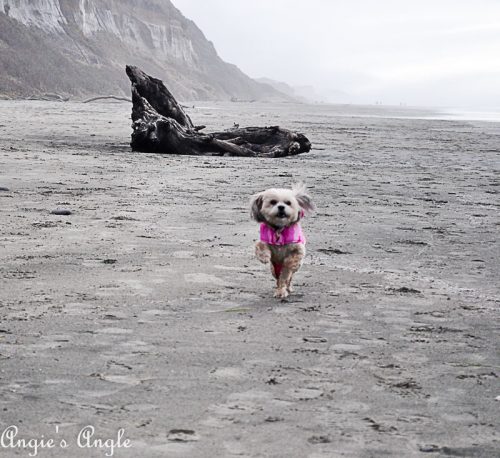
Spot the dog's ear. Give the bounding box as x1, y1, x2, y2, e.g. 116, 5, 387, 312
250, 193, 265, 222
292, 182, 316, 215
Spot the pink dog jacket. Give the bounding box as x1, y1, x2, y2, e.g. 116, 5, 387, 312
259, 222, 306, 246
260, 222, 305, 278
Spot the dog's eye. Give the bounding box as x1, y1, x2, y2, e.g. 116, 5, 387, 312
285, 201, 291, 206
270, 200, 277, 205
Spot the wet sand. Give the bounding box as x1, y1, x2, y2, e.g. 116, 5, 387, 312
0, 100, 499, 457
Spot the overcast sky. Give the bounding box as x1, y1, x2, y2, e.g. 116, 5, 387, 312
172, 0, 500, 107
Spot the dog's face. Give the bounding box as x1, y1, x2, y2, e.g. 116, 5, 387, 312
251, 183, 315, 228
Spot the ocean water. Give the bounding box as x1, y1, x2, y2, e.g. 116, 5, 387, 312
438, 107, 500, 123
193, 101, 500, 125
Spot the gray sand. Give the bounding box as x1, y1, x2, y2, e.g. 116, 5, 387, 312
0, 101, 499, 457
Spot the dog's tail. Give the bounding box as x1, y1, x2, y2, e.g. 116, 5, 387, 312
292, 182, 306, 195
292, 182, 316, 214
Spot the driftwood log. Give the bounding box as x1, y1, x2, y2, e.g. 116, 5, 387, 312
126, 65, 311, 157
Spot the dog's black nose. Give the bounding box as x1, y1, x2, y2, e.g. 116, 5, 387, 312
277, 205, 285, 211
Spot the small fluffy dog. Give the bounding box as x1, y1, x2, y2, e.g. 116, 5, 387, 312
250, 183, 315, 298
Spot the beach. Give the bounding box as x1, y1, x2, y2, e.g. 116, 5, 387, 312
0, 100, 499, 457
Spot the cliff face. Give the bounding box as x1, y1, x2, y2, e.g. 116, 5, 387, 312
0, 0, 285, 100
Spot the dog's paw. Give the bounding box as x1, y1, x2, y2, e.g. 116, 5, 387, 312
287, 284, 294, 293
274, 288, 289, 299
255, 243, 271, 264
256, 253, 271, 264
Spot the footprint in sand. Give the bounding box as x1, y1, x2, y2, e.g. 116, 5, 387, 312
184, 273, 230, 286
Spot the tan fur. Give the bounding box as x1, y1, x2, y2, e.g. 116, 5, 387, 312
250, 183, 315, 299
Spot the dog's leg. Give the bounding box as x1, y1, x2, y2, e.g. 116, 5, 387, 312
275, 251, 303, 299
255, 241, 271, 264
